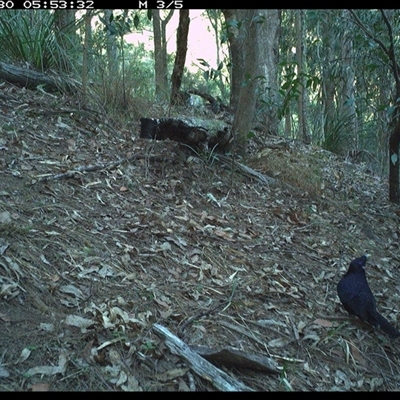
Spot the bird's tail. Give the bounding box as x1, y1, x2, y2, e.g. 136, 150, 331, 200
376, 313, 400, 338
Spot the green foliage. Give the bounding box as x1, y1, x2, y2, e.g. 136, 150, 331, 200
0, 10, 60, 71
99, 10, 138, 37
196, 58, 224, 82
278, 60, 321, 121
320, 111, 356, 155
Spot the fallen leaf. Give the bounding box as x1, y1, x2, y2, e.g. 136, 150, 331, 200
39, 323, 54, 332
29, 383, 51, 391
59, 284, 85, 299
0, 365, 10, 378
350, 342, 366, 367
64, 314, 95, 332
16, 348, 31, 364
157, 368, 190, 382
313, 318, 333, 328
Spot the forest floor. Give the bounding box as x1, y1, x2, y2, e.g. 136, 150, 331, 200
1, 82, 400, 391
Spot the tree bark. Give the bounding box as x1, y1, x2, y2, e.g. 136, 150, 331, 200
389, 123, 400, 202
295, 10, 310, 144
103, 10, 118, 77
258, 9, 281, 138
153, 10, 174, 101
81, 10, 93, 105
53, 10, 77, 72
222, 9, 245, 113
206, 10, 229, 101
231, 10, 260, 156
170, 9, 190, 105
320, 11, 337, 151
338, 10, 357, 151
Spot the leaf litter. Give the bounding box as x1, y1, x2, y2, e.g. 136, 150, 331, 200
0, 82, 400, 390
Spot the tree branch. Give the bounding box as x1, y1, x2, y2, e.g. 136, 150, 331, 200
347, 9, 391, 59
380, 9, 400, 94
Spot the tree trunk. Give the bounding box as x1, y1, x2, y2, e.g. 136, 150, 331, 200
320, 11, 337, 151
337, 10, 357, 153
170, 9, 190, 105
389, 122, 400, 203
295, 10, 310, 144
257, 9, 281, 137
206, 10, 229, 101
222, 9, 246, 113
81, 10, 93, 105
103, 10, 118, 77
231, 10, 260, 156
53, 10, 77, 72
153, 10, 174, 101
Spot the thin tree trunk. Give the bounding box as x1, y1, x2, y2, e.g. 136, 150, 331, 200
389, 123, 400, 202
206, 10, 228, 101
103, 10, 118, 77
153, 10, 174, 101
295, 10, 310, 143
320, 11, 337, 150
258, 9, 281, 137
222, 9, 245, 113
81, 10, 93, 105
170, 9, 190, 105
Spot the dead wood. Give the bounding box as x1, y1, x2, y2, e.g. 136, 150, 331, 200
0, 61, 78, 93
153, 323, 254, 391
189, 345, 280, 374
140, 117, 232, 151
33, 155, 173, 182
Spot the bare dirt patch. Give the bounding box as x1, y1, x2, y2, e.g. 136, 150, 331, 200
1, 83, 400, 391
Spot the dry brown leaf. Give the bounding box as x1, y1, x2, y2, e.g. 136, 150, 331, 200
64, 314, 95, 331
313, 318, 333, 328
214, 229, 235, 241
121, 375, 143, 391
29, 383, 51, 391
154, 297, 170, 309
350, 342, 366, 367
26, 352, 68, 377
157, 367, 190, 382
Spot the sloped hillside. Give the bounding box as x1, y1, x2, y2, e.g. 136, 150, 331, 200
1, 82, 400, 391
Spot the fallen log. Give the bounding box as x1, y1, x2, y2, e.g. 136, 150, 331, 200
140, 117, 232, 151
0, 61, 78, 93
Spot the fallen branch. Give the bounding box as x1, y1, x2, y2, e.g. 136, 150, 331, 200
32, 154, 172, 182
153, 323, 253, 391
214, 154, 297, 191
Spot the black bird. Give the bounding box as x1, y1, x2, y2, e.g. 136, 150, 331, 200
337, 255, 400, 338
